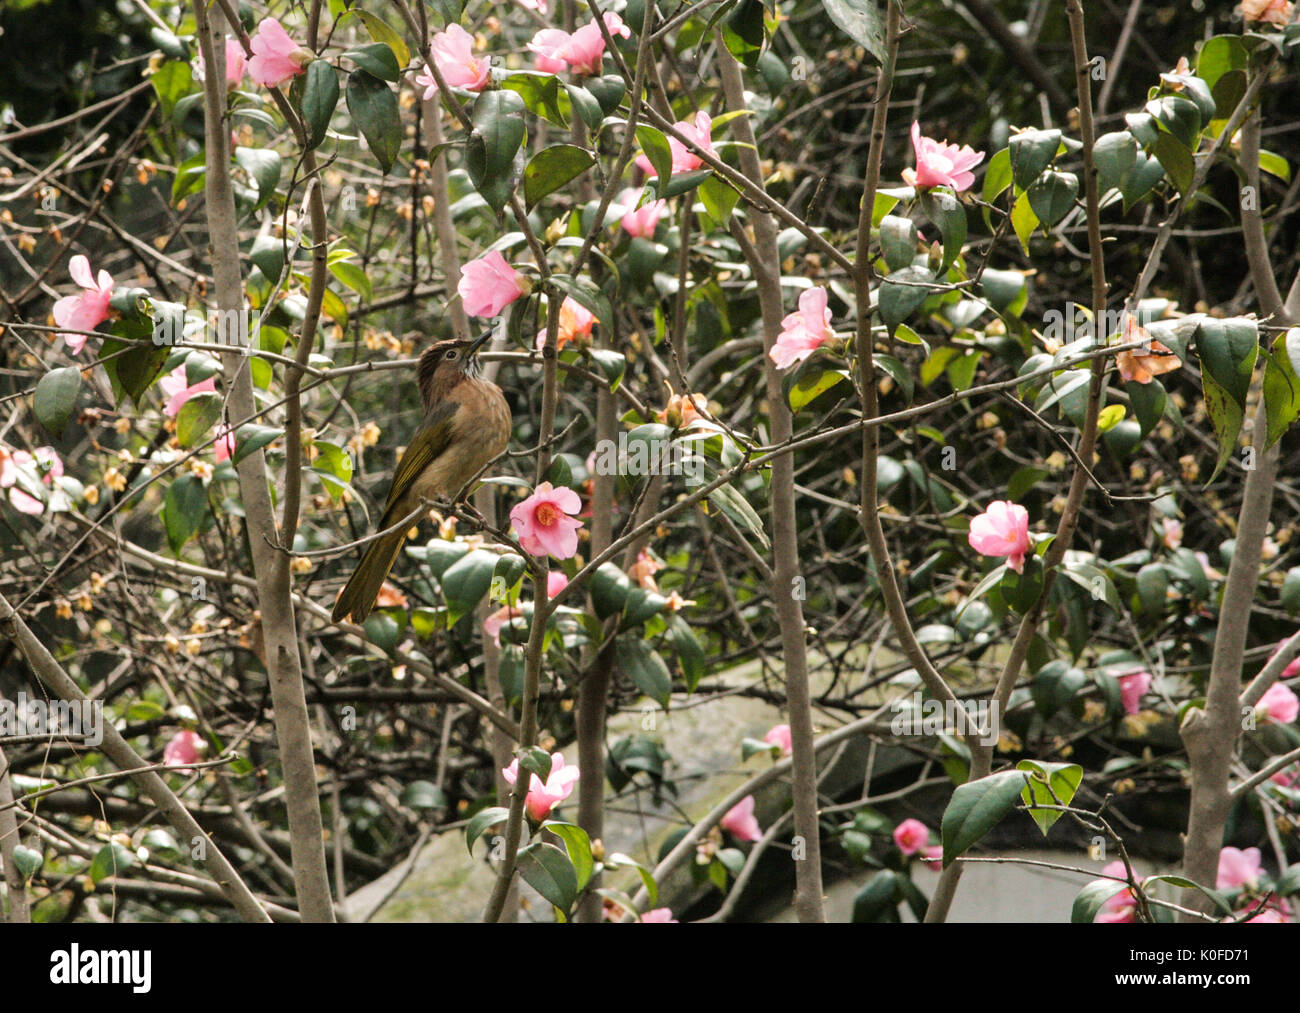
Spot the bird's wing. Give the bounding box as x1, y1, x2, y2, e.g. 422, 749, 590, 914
377, 399, 458, 527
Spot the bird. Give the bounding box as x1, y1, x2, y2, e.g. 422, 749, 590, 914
332, 331, 510, 624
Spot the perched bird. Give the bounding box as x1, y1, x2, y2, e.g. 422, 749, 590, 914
332, 332, 510, 623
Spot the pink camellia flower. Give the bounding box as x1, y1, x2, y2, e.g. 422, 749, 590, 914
213, 424, 235, 463
1095, 860, 1139, 923
501, 751, 580, 821
546, 570, 569, 599
1, 447, 59, 515
0, 447, 42, 515
1257, 682, 1299, 725
163, 730, 205, 772
515, 0, 549, 13
527, 28, 571, 73
1268, 638, 1300, 680
769, 286, 837, 370
1217, 846, 1262, 890
920, 845, 944, 870
247, 18, 312, 88
640, 907, 677, 922
416, 25, 491, 97
1242, 0, 1294, 26
720, 795, 762, 843
510, 482, 584, 559
1240, 903, 1290, 923
561, 12, 631, 76
1115, 670, 1152, 716
1160, 517, 1182, 549
159, 364, 217, 418
483, 604, 521, 646
195, 38, 247, 87
636, 111, 715, 177
1270, 765, 1298, 788
763, 723, 793, 756
902, 121, 984, 193
617, 188, 667, 238
536, 297, 597, 353
457, 251, 530, 318
968, 500, 1031, 573
52, 255, 115, 354
893, 818, 930, 856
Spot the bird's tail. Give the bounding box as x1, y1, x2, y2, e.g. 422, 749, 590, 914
332, 527, 406, 624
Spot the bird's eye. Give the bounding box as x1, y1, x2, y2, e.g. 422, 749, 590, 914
445, 349, 459, 361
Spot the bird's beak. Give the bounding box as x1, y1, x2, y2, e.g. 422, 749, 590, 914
467, 330, 493, 357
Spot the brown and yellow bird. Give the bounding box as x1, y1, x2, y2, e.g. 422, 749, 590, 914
332, 332, 510, 624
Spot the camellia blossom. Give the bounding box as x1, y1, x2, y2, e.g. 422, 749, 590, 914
416, 25, 491, 96
515, 0, 549, 13
1161, 517, 1183, 549
1269, 638, 1300, 680
527, 29, 572, 73
483, 604, 521, 646
164, 730, 205, 772
763, 723, 793, 756
640, 908, 677, 923
213, 423, 235, 463
1217, 846, 1262, 890
902, 121, 984, 193
1116, 314, 1181, 384
247, 18, 312, 88
1242, 0, 1294, 26
510, 482, 584, 559
629, 550, 662, 590
1116, 670, 1152, 716
920, 845, 944, 870
52, 255, 115, 354
159, 364, 217, 418
1095, 860, 1139, 923
617, 188, 667, 238
967, 500, 1031, 573
720, 795, 762, 843
536, 297, 597, 352
1257, 681, 1299, 725
636, 111, 715, 177
1, 446, 61, 515
195, 38, 247, 87
501, 751, 580, 821
769, 286, 837, 370
458, 251, 530, 318
561, 12, 631, 76
893, 818, 930, 856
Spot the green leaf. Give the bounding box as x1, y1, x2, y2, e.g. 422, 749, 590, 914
1258, 149, 1291, 183
1009, 128, 1061, 190
586, 75, 626, 116
465, 90, 526, 212
540, 820, 595, 892
1094, 131, 1138, 195
343, 42, 401, 82
699, 174, 742, 229
176, 392, 223, 448
524, 144, 596, 210
519, 745, 554, 787
250, 234, 288, 282
664, 614, 706, 690
919, 189, 967, 271
519, 841, 579, 914
1126, 378, 1166, 436
1196, 35, 1248, 93
982, 147, 1012, 205
820, 0, 886, 63
563, 84, 603, 131
1016, 759, 1082, 836
1150, 133, 1194, 196
362, 612, 400, 654
548, 273, 613, 328
337, 8, 411, 67
1010, 192, 1038, 253
150, 60, 192, 122
400, 780, 448, 810
232, 424, 282, 465
11, 845, 42, 881
981, 269, 1027, 314
300, 59, 340, 150
1146, 94, 1201, 149
161, 474, 208, 555
590, 562, 633, 619
346, 70, 402, 175
851, 869, 900, 922
878, 265, 937, 334
1263, 340, 1300, 451
329, 259, 372, 302
1196, 317, 1258, 409
466, 806, 510, 855
33, 367, 81, 439
616, 636, 673, 709
785, 366, 850, 411
89, 841, 135, 884
1122, 152, 1166, 210
1281, 566, 1300, 616
634, 125, 672, 183
589, 348, 626, 391
440, 548, 498, 627
1026, 170, 1078, 228
1071, 876, 1131, 923
878, 214, 918, 272
1136, 563, 1169, 616
940, 769, 1026, 867
234, 147, 282, 211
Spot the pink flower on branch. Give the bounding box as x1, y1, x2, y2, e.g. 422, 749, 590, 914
457, 251, 530, 318
164, 730, 205, 773
902, 121, 984, 193
1257, 682, 1299, 725
967, 500, 1031, 573
416, 25, 490, 97
1217, 846, 1262, 890
501, 751, 580, 821
247, 18, 312, 88
893, 818, 930, 856
769, 286, 837, 370
1116, 670, 1152, 716
510, 482, 584, 559
52, 255, 114, 354
636, 111, 715, 177
763, 723, 793, 756
195, 38, 247, 87
159, 364, 216, 418
721, 795, 762, 842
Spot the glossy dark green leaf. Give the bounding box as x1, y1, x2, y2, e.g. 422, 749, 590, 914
919, 189, 967, 271
940, 769, 1026, 867
234, 147, 282, 211
1027, 170, 1078, 228
1009, 128, 1061, 190
878, 214, 918, 272
523, 144, 595, 210
300, 59, 340, 149
343, 42, 401, 81
821, 0, 886, 62
616, 635, 673, 709
346, 70, 402, 174
33, 367, 81, 439
519, 841, 579, 914
176, 392, 223, 448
